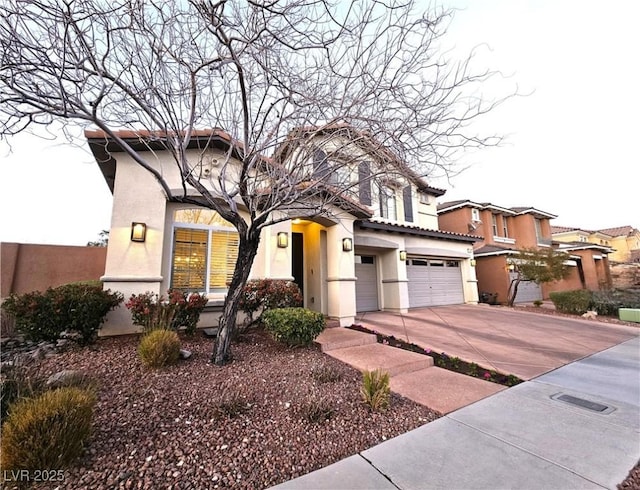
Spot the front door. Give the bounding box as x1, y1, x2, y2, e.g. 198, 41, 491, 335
292, 232, 304, 296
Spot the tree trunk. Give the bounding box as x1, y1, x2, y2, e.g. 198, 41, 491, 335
507, 277, 520, 307
212, 230, 261, 365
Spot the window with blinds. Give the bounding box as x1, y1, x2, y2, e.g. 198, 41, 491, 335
209, 231, 239, 289
171, 227, 239, 292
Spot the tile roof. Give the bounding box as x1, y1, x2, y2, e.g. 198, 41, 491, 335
551, 225, 580, 234
596, 225, 638, 237
437, 200, 556, 218
473, 244, 517, 256
357, 219, 480, 242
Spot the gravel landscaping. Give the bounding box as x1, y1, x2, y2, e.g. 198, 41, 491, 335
17, 329, 439, 489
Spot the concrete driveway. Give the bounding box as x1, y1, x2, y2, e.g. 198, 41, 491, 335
355, 304, 639, 380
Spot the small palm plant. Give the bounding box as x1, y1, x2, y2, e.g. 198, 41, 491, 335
361, 369, 390, 411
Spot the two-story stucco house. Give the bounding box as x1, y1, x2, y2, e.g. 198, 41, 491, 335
437, 200, 612, 304
553, 225, 640, 264
87, 127, 481, 335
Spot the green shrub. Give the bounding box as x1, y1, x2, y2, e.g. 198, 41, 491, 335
1, 284, 122, 344
361, 369, 390, 412
1, 387, 96, 472
549, 289, 593, 315
138, 329, 181, 368
126, 290, 208, 334
262, 307, 325, 346
239, 280, 303, 325
590, 289, 640, 317
533, 300, 543, 307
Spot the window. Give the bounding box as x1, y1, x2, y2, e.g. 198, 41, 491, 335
419, 193, 430, 204
312, 149, 329, 179
358, 161, 372, 205
170, 209, 239, 293
492, 214, 499, 236
471, 208, 480, 222
534, 218, 543, 240
379, 184, 397, 220
403, 185, 413, 222
502, 218, 509, 238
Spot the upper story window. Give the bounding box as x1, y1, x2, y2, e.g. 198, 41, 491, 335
502, 218, 509, 238
171, 209, 238, 294
492, 214, 499, 236
419, 192, 430, 204
312, 149, 329, 179
534, 218, 543, 240
471, 208, 481, 222
379, 184, 397, 221
403, 185, 414, 222
358, 161, 372, 206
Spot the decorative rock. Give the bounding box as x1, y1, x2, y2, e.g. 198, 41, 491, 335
203, 328, 219, 338
60, 330, 83, 341
179, 349, 193, 360
46, 369, 88, 389
31, 348, 45, 361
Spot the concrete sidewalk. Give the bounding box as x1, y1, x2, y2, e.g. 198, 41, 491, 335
272, 336, 640, 489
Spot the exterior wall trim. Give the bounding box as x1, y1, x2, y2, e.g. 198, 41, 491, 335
101, 276, 164, 282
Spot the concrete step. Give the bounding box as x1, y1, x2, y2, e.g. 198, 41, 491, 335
391, 367, 506, 414
324, 343, 434, 376
315, 327, 377, 352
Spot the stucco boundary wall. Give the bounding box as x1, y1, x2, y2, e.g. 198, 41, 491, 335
0, 242, 107, 299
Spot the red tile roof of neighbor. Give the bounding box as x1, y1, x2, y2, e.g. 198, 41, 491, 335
438, 200, 557, 218
552, 225, 639, 237
597, 226, 638, 237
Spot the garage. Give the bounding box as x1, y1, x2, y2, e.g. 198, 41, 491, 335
407, 258, 464, 307
509, 272, 542, 303
355, 255, 378, 312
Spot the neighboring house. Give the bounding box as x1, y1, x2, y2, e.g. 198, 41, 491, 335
86, 127, 480, 335
553, 225, 640, 264
437, 200, 612, 304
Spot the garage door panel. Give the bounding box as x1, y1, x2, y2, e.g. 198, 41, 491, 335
509, 272, 542, 303
407, 258, 464, 307
355, 256, 378, 312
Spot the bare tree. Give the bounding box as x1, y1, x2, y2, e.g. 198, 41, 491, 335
0, 0, 509, 364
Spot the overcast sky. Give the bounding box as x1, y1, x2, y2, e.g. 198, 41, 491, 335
1, 0, 638, 246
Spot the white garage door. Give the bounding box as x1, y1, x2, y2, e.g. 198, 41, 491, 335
355, 255, 378, 312
407, 258, 464, 307
509, 272, 542, 303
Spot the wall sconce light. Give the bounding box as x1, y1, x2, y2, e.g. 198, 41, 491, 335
399, 250, 407, 261
507, 263, 515, 272
342, 237, 353, 252
130, 222, 147, 242
470, 259, 477, 267
277, 232, 289, 248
